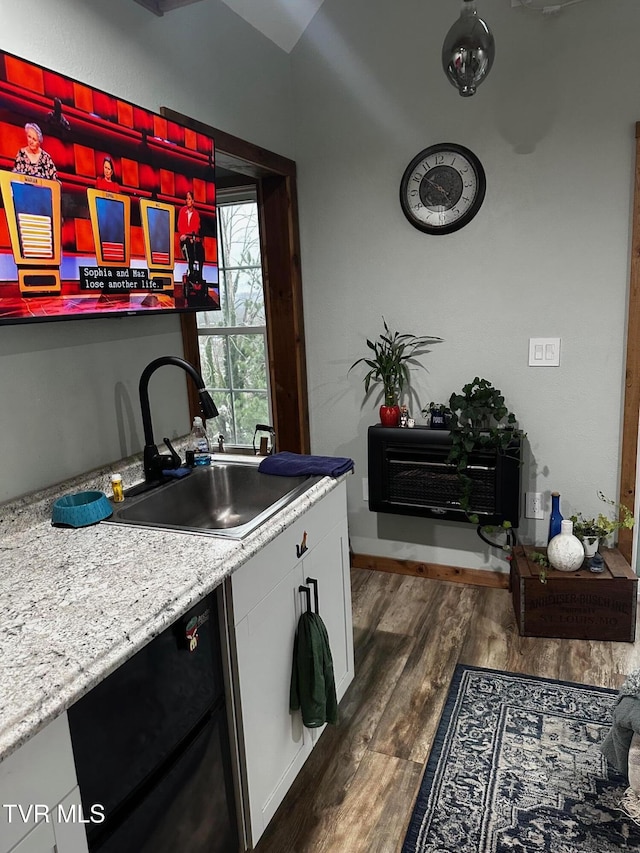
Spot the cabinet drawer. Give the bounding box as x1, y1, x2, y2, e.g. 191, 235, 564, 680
51, 787, 89, 853
0, 713, 78, 852
232, 482, 346, 624
8, 820, 56, 853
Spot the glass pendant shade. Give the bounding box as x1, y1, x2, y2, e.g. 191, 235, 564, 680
442, 0, 495, 97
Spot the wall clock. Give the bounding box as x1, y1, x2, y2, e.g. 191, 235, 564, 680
399, 143, 486, 235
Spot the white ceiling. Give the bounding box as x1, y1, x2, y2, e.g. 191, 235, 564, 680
219, 0, 325, 53
134, 0, 593, 52
133, 0, 326, 53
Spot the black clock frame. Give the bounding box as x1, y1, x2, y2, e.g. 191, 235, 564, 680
399, 143, 486, 235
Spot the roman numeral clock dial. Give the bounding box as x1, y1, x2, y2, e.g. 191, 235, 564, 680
399, 143, 486, 235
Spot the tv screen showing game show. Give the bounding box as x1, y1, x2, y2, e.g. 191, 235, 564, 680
0, 49, 219, 325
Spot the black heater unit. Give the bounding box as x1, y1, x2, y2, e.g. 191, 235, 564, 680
368, 425, 522, 527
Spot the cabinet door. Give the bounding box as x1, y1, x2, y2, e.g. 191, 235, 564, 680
234, 561, 311, 846
8, 821, 56, 853
0, 714, 79, 853
231, 481, 353, 848
52, 788, 89, 853
302, 514, 354, 705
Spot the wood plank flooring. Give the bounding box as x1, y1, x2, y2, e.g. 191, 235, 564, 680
254, 569, 640, 853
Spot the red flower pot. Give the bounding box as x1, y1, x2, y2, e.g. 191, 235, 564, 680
379, 404, 400, 426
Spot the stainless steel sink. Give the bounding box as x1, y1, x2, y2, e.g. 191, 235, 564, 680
104, 461, 321, 540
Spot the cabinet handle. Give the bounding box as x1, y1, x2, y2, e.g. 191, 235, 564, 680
306, 577, 319, 614
299, 584, 312, 614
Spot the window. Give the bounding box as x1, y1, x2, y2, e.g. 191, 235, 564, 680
196, 188, 271, 446
170, 108, 309, 455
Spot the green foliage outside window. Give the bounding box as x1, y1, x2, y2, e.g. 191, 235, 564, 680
197, 197, 270, 445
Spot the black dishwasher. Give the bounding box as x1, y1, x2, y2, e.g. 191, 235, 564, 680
67, 591, 239, 853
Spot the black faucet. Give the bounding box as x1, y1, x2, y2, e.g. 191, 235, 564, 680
139, 356, 218, 482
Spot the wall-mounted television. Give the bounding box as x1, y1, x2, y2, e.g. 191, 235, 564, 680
0, 49, 219, 325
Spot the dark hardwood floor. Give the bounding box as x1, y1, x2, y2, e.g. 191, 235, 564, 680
254, 568, 640, 853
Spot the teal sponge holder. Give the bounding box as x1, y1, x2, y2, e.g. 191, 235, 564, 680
51, 491, 113, 528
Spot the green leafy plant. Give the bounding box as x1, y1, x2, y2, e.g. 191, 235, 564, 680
477, 519, 513, 552
422, 401, 452, 426
446, 377, 520, 519
527, 550, 550, 584
349, 318, 442, 406
570, 492, 635, 541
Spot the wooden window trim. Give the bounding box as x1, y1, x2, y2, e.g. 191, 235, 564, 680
163, 108, 310, 454
618, 122, 640, 563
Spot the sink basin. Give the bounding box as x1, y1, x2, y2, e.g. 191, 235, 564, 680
104, 461, 322, 540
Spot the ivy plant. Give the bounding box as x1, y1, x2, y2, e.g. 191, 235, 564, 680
447, 377, 520, 521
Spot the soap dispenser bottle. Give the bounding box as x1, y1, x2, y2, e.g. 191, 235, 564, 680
190, 416, 210, 466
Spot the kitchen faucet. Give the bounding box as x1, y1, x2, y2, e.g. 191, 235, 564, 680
139, 355, 218, 482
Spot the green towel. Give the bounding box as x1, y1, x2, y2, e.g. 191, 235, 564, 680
290, 611, 338, 728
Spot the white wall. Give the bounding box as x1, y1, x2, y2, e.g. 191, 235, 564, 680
292, 0, 638, 569
2, 0, 637, 573
0, 0, 294, 502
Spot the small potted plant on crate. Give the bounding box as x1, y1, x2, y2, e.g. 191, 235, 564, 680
570, 492, 635, 558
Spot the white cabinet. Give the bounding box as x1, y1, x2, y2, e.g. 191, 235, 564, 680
229, 481, 353, 849
0, 714, 88, 853
8, 821, 56, 853
51, 788, 92, 853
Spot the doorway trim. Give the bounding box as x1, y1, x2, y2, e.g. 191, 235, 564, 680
618, 122, 640, 563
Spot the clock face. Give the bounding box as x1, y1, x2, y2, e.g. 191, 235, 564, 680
399, 143, 486, 235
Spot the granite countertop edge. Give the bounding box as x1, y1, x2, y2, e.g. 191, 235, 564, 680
0, 453, 341, 763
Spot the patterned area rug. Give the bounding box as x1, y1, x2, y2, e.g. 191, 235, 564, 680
402, 665, 640, 852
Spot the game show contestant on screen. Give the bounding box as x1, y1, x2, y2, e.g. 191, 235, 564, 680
177, 190, 205, 283
13, 122, 58, 181
95, 156, 120, 192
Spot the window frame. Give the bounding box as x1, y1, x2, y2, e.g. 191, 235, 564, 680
167, 108, 310, 455
197, 190, 272, 446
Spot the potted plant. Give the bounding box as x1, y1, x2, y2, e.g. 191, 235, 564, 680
570, 492, 635, 557
422, 401, 452, 429
350, 318, 442, 426
446, 377, 521, 521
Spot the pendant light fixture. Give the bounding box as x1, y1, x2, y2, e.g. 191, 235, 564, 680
442, 0, 495, 97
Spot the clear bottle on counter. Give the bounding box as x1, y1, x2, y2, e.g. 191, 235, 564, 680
190, 416, 210, 466
111, 474, 124, 502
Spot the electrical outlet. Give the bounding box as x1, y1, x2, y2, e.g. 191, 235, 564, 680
525, 491, 544, 519
362, 477, 368, 502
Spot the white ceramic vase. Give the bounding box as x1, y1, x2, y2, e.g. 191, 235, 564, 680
547, 519, 585, 572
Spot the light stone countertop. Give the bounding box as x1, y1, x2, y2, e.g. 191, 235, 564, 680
0, 453, 340, 763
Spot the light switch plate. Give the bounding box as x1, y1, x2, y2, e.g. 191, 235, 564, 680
528, 337, 561, 367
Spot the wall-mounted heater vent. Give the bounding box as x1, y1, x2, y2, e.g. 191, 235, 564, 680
368, 425, 522, 527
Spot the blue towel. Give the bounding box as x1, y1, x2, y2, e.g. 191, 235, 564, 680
258, 451, 354, 478
161, 467, 192, 478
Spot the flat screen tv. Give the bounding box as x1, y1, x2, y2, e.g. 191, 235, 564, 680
0, 49, 219, 325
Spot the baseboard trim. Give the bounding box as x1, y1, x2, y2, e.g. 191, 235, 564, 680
350, 552, 509, 589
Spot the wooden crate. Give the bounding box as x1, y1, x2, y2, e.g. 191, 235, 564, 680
510, 545, 637, 642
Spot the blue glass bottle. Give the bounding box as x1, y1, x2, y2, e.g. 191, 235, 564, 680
548, 491, 563, 542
